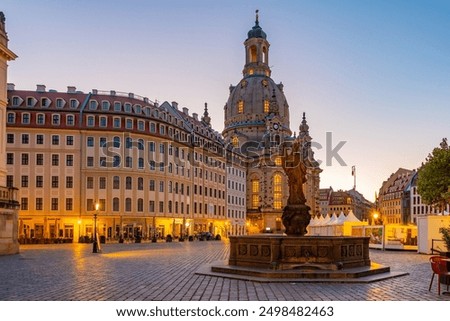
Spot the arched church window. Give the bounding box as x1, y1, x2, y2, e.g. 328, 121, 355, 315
264, 100, 269, 113
250, 45, 257, 63
237, 100, 244, 113
263, 47, 268, 64
273, 173, 283, 209
251, 179, 260, 209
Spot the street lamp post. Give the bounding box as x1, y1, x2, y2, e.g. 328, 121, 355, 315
93, 202, 100, 253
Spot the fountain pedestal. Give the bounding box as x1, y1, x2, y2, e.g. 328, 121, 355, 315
229, 235, 370, 271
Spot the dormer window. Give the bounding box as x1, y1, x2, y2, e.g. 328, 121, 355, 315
11, 96, 22, 106
26, 97, 36, 107
101, 101, 110, 111
124, 103, 132, 112
69, 99, 79, 109
89, 100, 98, 110
134, 104, 141, 114
114, 102, 121, 112
41, 98, 50, 107
56, 98, 65, 108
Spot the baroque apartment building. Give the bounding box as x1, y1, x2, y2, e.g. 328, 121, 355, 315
6, 85, 238, 242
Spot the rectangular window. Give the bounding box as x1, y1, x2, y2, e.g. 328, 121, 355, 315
52, 154, 59, 166
66, 176, 73, 188
21, 153, 29, 165
149, 180, 155, 191
36, 198, 43, 210
22, 113, 30, 124
21, 175, 28, 187
159, 181, 164, 192
87, 177, 94, 189
36, 114, 45, 125
66, 136, 74, 145
52, 176, 59, 188
159, 201, 164, 213
36, 176, 43, 188
66, 155, 74, 166
52, 135, 59, 145
6, 153, 14, 165
100, 116, 107, 127
87, 156, 94, 167
36, 134, 44, 145
149, 201, 155, 213
87, 137, 94, 147
52, 114, 60, 125
51, 198, 58, 211
126, 119, 133, 129
113, 118, 121, 128
22, 134, 29, 144
66, 198, 73, 211
21, 198, 28, 210
87, 116, 95, 127
6, 175, 13, 188
36, 154, 44, 165
99, 177, 106, 189
66, 115, 74, 126
7, 133, 14, 144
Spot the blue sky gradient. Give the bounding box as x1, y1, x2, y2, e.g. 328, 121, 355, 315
3, 0, 450, 201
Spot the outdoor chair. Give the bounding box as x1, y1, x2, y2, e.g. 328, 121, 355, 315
429, 256, 450, 295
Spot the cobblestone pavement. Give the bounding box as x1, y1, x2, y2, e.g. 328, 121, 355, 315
0, 240, 449, 301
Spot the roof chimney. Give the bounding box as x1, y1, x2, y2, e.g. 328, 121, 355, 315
67, 86, 76, 93
182, 107, 189, 115
7, 83, 15, 91
193, 113, 198, 121
172, 101, 178, 110
36, 84, 46, 92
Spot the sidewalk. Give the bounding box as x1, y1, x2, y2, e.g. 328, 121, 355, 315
0, 241, 448, 301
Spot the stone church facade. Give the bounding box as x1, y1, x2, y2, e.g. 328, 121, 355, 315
222, 13, 321, 233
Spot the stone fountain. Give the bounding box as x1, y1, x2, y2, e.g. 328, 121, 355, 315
197, 135, 405, 282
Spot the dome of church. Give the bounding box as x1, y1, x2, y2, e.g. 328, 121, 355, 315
222, 11, 292, 144
223, 75, 290, 133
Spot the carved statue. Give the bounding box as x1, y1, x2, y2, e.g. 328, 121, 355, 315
282, 139, 307, 205
281, 138, 311, 236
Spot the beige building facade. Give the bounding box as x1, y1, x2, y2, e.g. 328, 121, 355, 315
0, 12, 19, 255
6, 87, 228, 243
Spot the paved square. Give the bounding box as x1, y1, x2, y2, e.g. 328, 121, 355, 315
0, 240, 448, 301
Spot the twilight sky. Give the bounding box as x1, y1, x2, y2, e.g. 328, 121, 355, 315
3, 0, 450, 202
